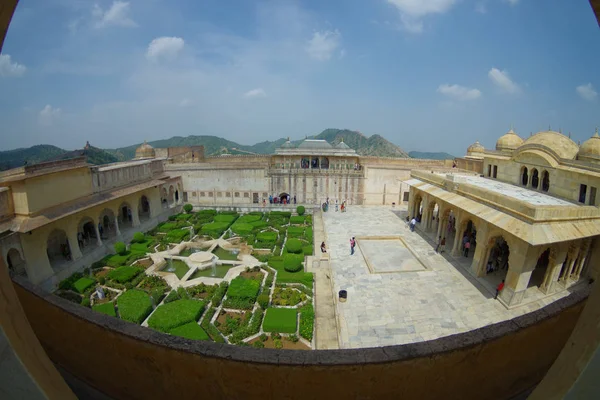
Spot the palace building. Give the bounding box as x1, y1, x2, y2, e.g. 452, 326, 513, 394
408, 129, 600, 307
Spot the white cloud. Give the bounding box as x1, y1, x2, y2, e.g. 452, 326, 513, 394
576, 83, 598, 101
386, 0, 457, 33
306, 30, 341, 61
39, 105, 61, 126
146, 37, 185, 62
0, 54, 26, 77
93, 1, 137, 28
488, 68, 521, 94
437, 84, 482, 101
243, 88, 267, 98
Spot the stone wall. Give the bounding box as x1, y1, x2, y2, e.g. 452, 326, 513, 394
0, 186, 14, 221
92, 162, 155, 193
455, 157, 484, 174
12, 276, 589, 400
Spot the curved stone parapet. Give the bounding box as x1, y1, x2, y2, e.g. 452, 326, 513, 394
11, 276, 590, 400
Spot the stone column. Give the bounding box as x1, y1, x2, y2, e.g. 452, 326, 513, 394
131, 202, 141, 228
572, 239, 591, 280
540, 247, 566, 294
66, 225, 83, 261
94, 223, 103, 247
470, 226, 490, 277
114, 218, 121, 237
499, 240, 536, 307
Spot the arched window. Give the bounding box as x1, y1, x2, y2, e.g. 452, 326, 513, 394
531, 169, 539, 189
521, 167, 528, 186
542, 170, 550, 192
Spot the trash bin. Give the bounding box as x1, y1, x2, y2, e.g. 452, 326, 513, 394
339, 289, 347, 303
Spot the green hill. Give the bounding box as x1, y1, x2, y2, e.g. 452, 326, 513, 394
314, 129, 410, 158
409, 151, 455, 160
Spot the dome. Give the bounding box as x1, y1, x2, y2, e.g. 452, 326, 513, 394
280, 137, 293, 149
335, 140, 351, 150
495, 128, 524, 152
578, 128, 600, 162
297, 139, 333, 150
518, 130, 579, 160
134, 141, 155, 159
467, 141, 485, 155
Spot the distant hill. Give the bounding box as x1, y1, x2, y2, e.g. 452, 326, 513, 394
409, 151, 455, 160
314, 129, 410, 158
0, 143, 119, 171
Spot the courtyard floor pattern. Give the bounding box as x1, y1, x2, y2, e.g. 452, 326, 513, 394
323, 206, 578, 349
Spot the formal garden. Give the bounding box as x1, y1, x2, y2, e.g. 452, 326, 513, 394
53, 205, 315, 350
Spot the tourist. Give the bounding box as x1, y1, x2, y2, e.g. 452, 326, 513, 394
495, 280, 505, 299
293, 195, 296, 204
335, 199, 339, 212
341, 203, 345, 213
77, 232, 84, 249
269, 195, 273, 204
263, 199, 266, 207
321, 242, 327, 253
350, 237, 356, 255
410, 217, 416, 232
464, 240, 471, 257
98, 222, 103, 238
462, 235, 469, 251
441, 237, 446, 253
435, 236, 442, 253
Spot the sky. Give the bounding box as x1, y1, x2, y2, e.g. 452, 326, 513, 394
0, 0, 599, 156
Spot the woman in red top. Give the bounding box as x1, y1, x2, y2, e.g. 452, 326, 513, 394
495, 280, 505, 299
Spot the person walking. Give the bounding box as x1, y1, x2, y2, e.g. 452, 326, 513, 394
293, 195, 296, 204
350, 237, 356, 255
464, 240, 471, 257
321, 242, 327, 253
495, 280, 505, 299
335, 199, 339, 212
410, 217, 416, 232
440, 237, 446, 253
435, 236, 442, 253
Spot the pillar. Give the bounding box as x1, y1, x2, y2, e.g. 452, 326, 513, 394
114, 218, 121, 237
130, 201, 141, 227
94, 223, 103, 247
499, 240, 537, 306
470, 225, 490, 277
572, 239, 591, 281
540, 247, 567, 294
66, 225, 83, 261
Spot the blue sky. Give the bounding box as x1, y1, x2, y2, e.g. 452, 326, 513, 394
0, 0, 599, 156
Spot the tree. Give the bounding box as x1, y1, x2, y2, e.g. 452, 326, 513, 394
183, 204, 193, 213
132, 232, 144, 243
296, 205, 305, 216
114, 242, 127, 255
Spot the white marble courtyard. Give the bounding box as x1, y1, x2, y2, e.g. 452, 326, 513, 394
322, 206, 577, 349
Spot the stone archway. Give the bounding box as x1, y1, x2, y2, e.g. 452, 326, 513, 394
161, 188, 169, 209
481, 236, 510, 284
46, 229, 71, 270
531, 168, 539, 189
99, 209, 117, 239
118, 201, 133, 230
6, 248, 27, 277
321, 157, 330, 169
521, 166, 528, 186
542, 170, 550, 192
139, 195, 151, 222
78, 216, 98, 253
412, 193, 423, 221
437, 207, 457, 249
454, 218, 477, 258
426, 201, 439, 232
529, 248, 551, 289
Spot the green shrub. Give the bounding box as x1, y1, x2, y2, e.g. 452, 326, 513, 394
117, 290, 153, 324
285, 238, 303, 254
168, 215, 178, 221
200, 222, 231, 238
257, 294, 270, 309
150, 288, 166, 305
132, 232, 145, 243
72, 277, 95, 293
288, 334, 299, 343
289, 216, 305, 224
211, 281, 228, 307
175, 214, 193, 221
164, 290, 179, 304
92, 302, 116, 317
231, 223, 253, 235
296, 205, 305, 216
99, 277, 106, 285
250, 220, 268, 229
148, 299, 205, 333
229, 308, 264, 343
269, 211, 291, 218
299, 303, 315, 341
305, 227, 314, 242
268, 257, 313, 287
227, 277, 260, 301
183, 204, 193, 213
158, 222, 178, 232
274, 339, 283, 349
263, 308, 297, 333
166, 229, 190, 242
237, 214, 262, 223
257, 231, 277, 242
169, 322, 210, 341
287, 226, 304, 238
303, 245, 314, 256
253, 341, 264, 348
283, 254, 303, 272
114, 242, 126, 255
58, 272, 84, 290
81, 297, 91, 307
108, 266, 143, 283
260, 333, 268, 342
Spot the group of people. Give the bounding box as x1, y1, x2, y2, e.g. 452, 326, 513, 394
267, 194, 296, 205
486, 242, 510, 274
324, 198, 348, 212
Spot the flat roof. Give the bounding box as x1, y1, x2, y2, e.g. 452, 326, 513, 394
457, 175, 574, 207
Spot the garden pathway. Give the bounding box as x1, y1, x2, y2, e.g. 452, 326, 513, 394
312, 211, 340, 349
323, 205, 581, 349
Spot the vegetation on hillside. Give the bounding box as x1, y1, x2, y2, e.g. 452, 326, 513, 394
408, 151, 455, 160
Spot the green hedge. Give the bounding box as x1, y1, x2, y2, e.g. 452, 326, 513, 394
299, 303, 314, 341
285, 238, 304, 254
224, 277, 260, 309
175, 213, 193, 221
269, 211, 292, 218
58, 272, 84, 291
166, 229, 190, 242
197, 209, 217, 215
296, 205, 305, 216
237, 214, 262, 223
148, 299, 205, 333
214, 214, 238, 223
117, 290, 153, 324
263, 308, 297, 334
108, 266, 143, 283
287, 226, 304, 238
257, 231, 277, 242
132, 232, 145, 243
231, 223, 253, 235
303, 245, 314, 256
306, 227, 314, 242
250, 220, 267, 229
289, 216, 305, 225
158, 222, 178, 233
211, 281, 228, 307
229, 307, 265, 344
200, 222, 231, 238
92, 302, 116, 317
268, 257, 313, 287
73, 277, 96, 294
129, 238, 155, 253
169, 322, 210, 340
